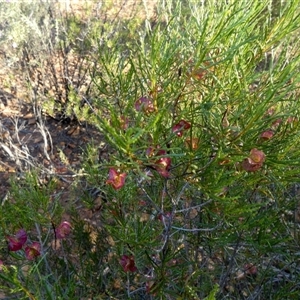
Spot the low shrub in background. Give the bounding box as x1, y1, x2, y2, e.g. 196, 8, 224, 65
1, 0, 300, 299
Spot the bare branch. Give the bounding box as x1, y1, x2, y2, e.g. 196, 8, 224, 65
174, 199, 213, 213
172, 223, 222, 232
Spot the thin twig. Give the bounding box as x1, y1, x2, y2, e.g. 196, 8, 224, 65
34, 222, 52, 275
172, 181, 190, 205
172, 222, 222, 232
137, 182, 161, 213
218, 233, 243, 290
174, 199, 213, 213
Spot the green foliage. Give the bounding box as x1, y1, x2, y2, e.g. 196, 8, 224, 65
2, 172, 61, 229
1, 0, 300, 299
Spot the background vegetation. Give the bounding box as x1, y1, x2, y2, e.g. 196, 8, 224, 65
1, 0, 300, 299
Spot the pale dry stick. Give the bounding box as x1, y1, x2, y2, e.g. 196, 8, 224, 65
218, 233, 242, 291
171, 222, 222, 232
0, 142, 15, 159
174, 200, 213, 213
0, 141, 22, 168
157, 232, 170, 253
36, 120, 52, 162
170, 154, 216, 206
155, 215, 172, 255
34, 222, 53, 275
6, 141, 39, 170
137, 181, 161, 213
174, 192, 213, 275
10, 117, 32, 169
157, 184, 174, 255
78, 94, 95, 112
63, 76, 92, 124
11, 119, 30, 164
165, 176, 215, 264
0, 140, 80, 185
128, 287, 147, 297
142, 0, 152, 32
12, 116, 26, 145
1, 191, 10, 206
0, 114, 84, 186
160, 183, 168, 223
137, 168, 153, 185
137, 177, 174, 254
172, 181, 190, 206
126, 273, 131, 298
0, 159, 13, 171
34, 103, 54, 159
